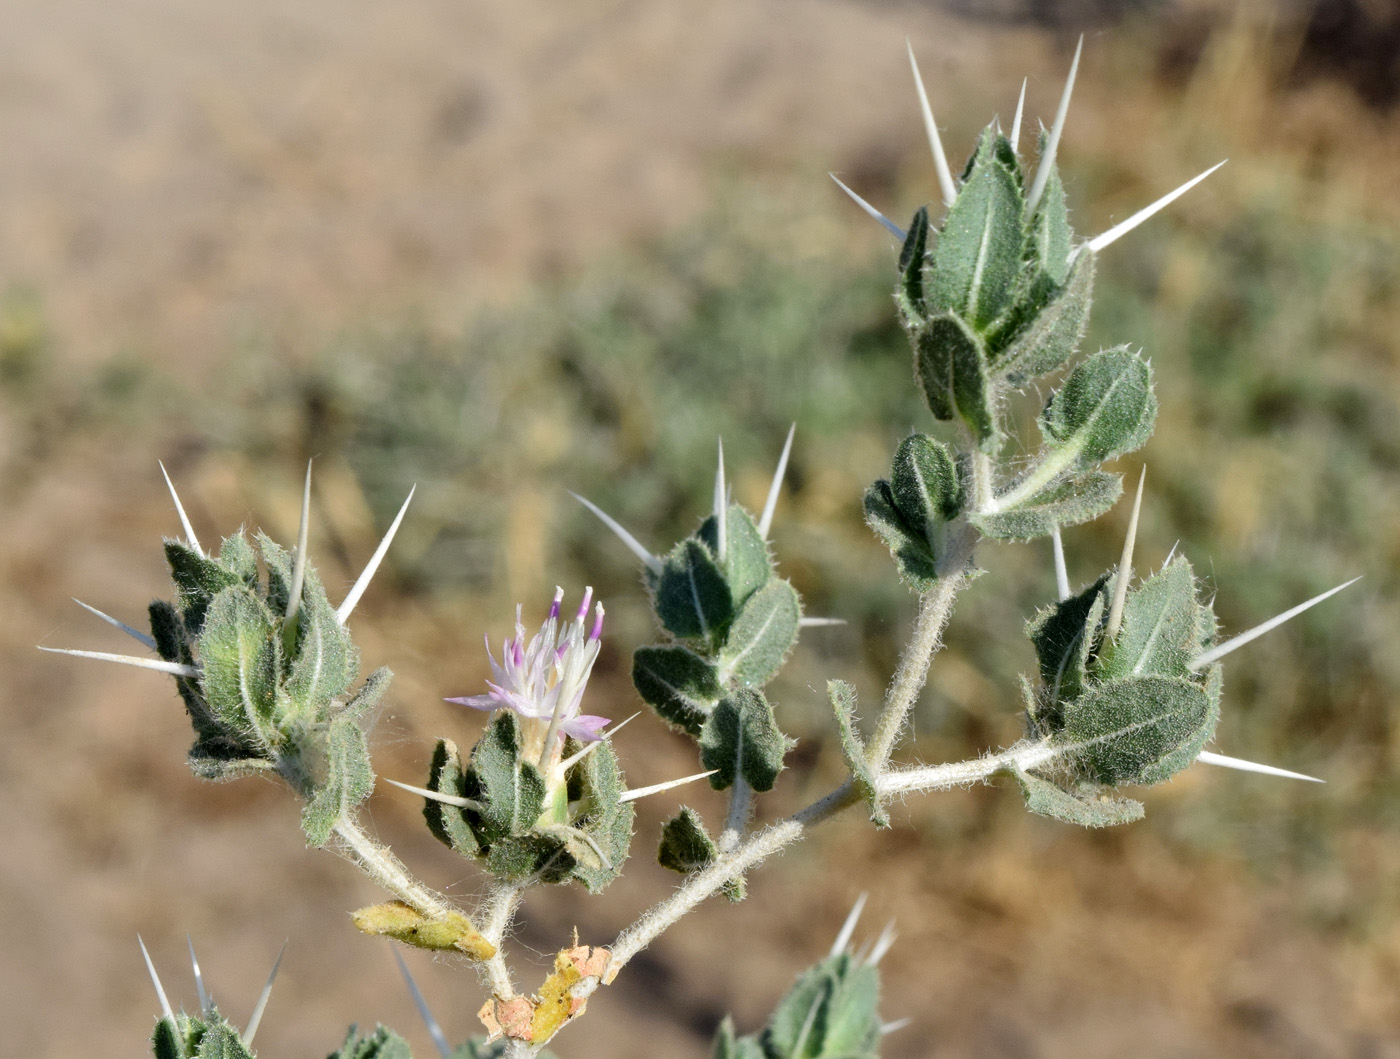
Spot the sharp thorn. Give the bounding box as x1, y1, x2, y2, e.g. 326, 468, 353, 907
570, 492, 663, 575
187, 934, 210, 1013
907, 40, 957, 209
557, 712, 641, 773
1196, 750, 1324, 783
383, 777, 484, 812
1087, 160, 1227, 254
1026, 34, 1083, 216
798, 616, 847, 628
392, 949, 452, 1059
1190, 576, 1362, 671
138, 935, 177, 1028
243, 939, 288, 1046
1051, 525, 1070, 602
337, 486, 414, 626
1104, 467, 1146, 643
38, 646, 199, 679
285, 461, 313, 627
159, 461, 203, 557
1163, 539, 1180, 567
1009, 77, 1027, 155
867, 919, 898, 967
617, 769, 718, 804
828, 174, 906, 239
758, 423, 796, 539
73, 599, 157, 650
829, 892, 868, 958
882, 1017, 915, 1036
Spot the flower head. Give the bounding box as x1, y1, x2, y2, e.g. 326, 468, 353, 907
448, 587, 609, 772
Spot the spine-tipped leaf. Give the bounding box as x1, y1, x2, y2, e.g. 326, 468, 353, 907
930, 127, 1026, 330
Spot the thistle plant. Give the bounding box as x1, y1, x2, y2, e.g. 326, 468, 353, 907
44, 39, 1358, 1058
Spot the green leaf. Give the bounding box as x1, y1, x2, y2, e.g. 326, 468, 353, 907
862, 479, 938, 592
1025, 574, 1110, 727
197, 587, 281, 746
995, 252, 1095, 385
1014, 766, 1145, 828
827, 681, 887, 827
970, 471, 1121, 541
890, 433, 963, 527
711, 1017, 767, 1059
151, 1018, 185, 1059
191, 1018, 257, 1059
931, 128, 1025, 330
762, 953, 881, 1059
463, 712, 548, 846
896, 205, 930, 321
1093, 557, 1205, 682
1137, 664, 1222, 786
485, 830, 571, 883
164, 540, 243, 635
341, 666, 393, 723
1027, 161, 1073, 287
698, 504, 774, 610
718, 580, 801, 689
283, 571, 358, 724
423, 738, 481, 856
301, 714, 375, 846
658, 805, 718, 874
1040, 347, 1157, 470
654, 539, 735, 649
563, 735, 635, 892
1061, 675, 1216, 787
632, 645, 723, 736
914, 313, 998, 451
700, 688, 788, 792
327, 1025, 414, 1059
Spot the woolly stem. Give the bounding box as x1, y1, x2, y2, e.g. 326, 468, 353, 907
332, 815, 458, 920
866, 558, 969, 770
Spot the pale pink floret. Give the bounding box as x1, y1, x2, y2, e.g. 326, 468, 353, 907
447, 587, 610, 745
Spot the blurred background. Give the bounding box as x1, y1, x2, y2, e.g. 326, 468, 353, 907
5, 0, 1400, 1055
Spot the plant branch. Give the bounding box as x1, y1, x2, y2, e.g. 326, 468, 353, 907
331, 814, 459, 920
479, 881, 528, 998
866, 559, 969, 771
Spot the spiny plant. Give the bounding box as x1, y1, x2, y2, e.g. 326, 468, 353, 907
43, 38, 1357, 1058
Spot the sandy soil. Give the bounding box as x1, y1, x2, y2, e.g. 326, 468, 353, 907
4, 2, 1400, 1057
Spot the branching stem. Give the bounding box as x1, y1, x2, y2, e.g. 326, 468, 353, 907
866, 561, 969, 770
331, 815, 458, 920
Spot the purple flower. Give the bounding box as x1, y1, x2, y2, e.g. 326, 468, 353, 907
448, 587, 610, 770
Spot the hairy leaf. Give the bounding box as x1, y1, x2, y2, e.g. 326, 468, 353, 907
1040, 347, 1157, 470
915, 313, 998, 451
827, 680, 887, 827
700, 688, 788, 792
632, 645, 723, 736
1014, 766, 1145, 828
931, 127, 1025, 330
971, 471, 1121, 541
300, 714, 375, 846
718, 580, 801, 689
